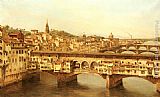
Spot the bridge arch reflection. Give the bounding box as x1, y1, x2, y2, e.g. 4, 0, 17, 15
77, 73, 106, 87
123, 77, 156, 93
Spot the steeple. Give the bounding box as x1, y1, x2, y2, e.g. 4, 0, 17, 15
45, 19, 49, 33
109, 32, 113, 39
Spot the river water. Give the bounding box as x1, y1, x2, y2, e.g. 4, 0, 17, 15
0, 72, 160, 97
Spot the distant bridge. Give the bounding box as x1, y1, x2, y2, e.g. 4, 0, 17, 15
99, 44, 160, 54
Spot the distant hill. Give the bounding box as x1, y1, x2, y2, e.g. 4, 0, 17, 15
0, 25, 30, 36
0, 25, 78, 38
49, 29, 77, 38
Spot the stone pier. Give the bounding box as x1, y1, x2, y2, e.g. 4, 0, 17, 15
22, 71, 41, 82
156, 82, 160, 93
56, 73, 77, 88
106, 75, 123, 89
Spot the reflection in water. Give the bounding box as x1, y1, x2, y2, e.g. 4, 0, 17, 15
0, 72, 159, 97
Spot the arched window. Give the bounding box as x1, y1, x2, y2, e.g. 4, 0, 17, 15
0, 59, 2, 63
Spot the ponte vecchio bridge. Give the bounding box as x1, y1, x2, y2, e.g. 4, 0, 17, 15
29, 48, 160, 92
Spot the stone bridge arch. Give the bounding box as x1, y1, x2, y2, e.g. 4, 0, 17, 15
104, 51, 116, 54
66, 57, 104, 70
52, 71, 106, 88
128, 46, 137, 50
150, 47, 158, 51
136, 45, 148, 50
120, 51, 136, 54
90, 61, 98, 70
139, 46, 147, 50
81, 61, 89, 69
47, 71, 160, 92
140, 52, 155, 55
105, 74, 160, 90
80, 60, 100, 70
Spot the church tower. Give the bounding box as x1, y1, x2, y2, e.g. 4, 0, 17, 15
45, 19, 49, 33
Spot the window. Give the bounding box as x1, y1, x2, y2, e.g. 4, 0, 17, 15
24, 59, 26, 62
12, 51, 14, 54
51, 58, 53, 62
15, 59, 17, 63
19, 50, 21, 54
8, 58, 11, 62
22, 57, 24, 62
12, 58, 14, 63
16, 50, 18, 54
19, 57, 21, 62
157, 63, 159, 66
141, 71, 145, 74
0, 59, 2, 63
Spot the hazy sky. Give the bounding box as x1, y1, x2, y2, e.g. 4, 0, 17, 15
0, 0, 160, 38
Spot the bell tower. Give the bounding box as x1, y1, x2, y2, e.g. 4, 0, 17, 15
45, 19, 49, 33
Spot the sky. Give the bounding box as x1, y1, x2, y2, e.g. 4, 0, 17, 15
0, 0, 160, 39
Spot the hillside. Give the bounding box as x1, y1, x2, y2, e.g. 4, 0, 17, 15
49, 29, 77, 38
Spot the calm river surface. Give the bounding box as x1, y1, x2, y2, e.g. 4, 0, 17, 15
0, 72, 160, 97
